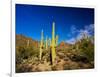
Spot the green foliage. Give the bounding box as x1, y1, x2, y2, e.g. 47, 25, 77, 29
16, 46, 39, 64
71, 36, 94, 63
16, 34, 94, 72
79, 38, 94, 62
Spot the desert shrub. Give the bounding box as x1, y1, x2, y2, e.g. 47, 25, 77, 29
16, 46, 39, 64
72, 36, 94, 63
16, 46, 25, 64
80, 37, 94, 62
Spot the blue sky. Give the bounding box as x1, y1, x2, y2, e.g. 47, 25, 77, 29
16, 4, 94, 44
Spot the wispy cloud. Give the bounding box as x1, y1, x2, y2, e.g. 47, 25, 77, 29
66, 24, 94, 44
66, 38, 76, 44
70, 25, 78, 34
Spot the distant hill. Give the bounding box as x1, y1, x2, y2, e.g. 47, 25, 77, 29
58, 41, 71, 48
16, 34, 39, 48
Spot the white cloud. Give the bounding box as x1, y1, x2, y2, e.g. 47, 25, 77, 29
70, 25, 78, 34
84, 24, 94, 35
77, 24, 94, 40
66, 24, 94, 44
77, 29, 90, 40
66, 38, 76, 44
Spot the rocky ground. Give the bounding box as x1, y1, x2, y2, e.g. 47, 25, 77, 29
16, 48, 94, 73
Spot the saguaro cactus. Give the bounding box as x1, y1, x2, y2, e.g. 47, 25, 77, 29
51, 22, 56, 65
55, 35, 58, 46
49, 38, 51, 47
27, 40, 30, 47
39, 30, 44, 60
46, 36, 48, 50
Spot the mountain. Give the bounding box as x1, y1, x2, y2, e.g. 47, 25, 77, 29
16, 34, 39, 48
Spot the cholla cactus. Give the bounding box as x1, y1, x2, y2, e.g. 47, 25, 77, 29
51, 22, 56, 65
39, 29, 44, 60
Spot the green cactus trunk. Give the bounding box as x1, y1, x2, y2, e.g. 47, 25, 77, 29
55, 35, 58, 46
49, 38, 51, 47
39, 30, 44, 60
27, 40, 30, 47
46, 36, 48, 50
51, 22, 56, 65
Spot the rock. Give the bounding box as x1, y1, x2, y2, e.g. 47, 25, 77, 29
36, 62, 52, 71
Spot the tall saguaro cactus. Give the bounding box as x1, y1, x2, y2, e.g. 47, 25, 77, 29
39, 30, 44, 60
51, 22, 56, 65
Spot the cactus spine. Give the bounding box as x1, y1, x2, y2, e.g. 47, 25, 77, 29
51, 22, 56, 65
39, 30, 44, 60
